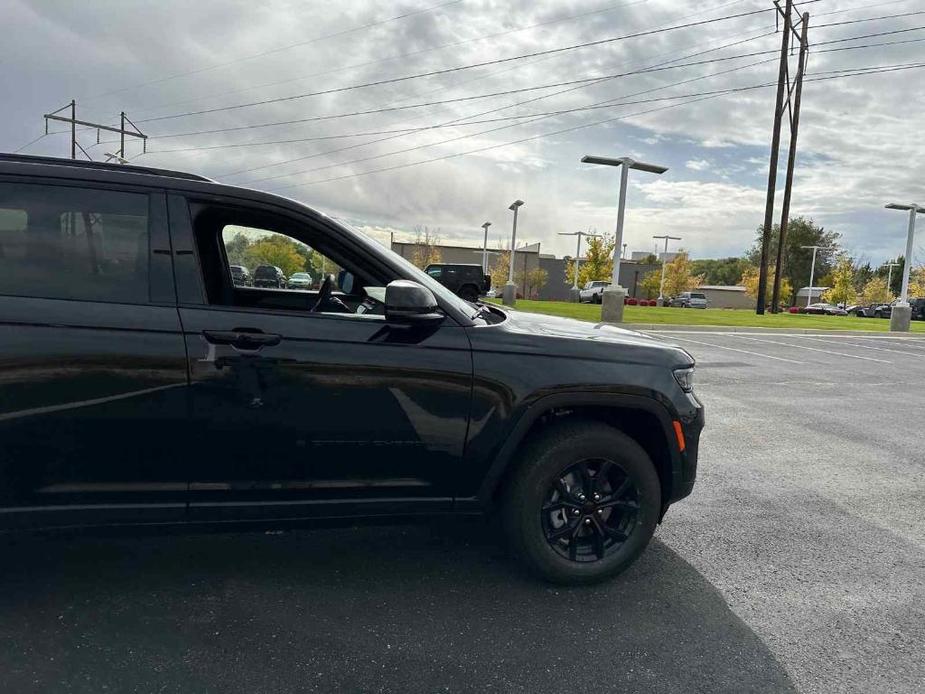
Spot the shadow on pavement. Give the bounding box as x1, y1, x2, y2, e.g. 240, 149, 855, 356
0, 520, 795, 693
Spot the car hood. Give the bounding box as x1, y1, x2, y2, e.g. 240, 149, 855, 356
486, 306, 694, 368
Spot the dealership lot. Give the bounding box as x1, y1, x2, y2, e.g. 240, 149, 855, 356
1, 331, 923, 693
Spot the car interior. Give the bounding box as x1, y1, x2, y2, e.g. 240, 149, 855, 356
190, 202, 392, 318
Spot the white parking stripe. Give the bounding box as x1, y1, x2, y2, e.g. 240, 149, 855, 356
733, 335, 891, 364
663, 335, 806, 364
800, 336, 925, 357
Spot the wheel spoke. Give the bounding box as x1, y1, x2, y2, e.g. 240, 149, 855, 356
542, 500, 580, 513
598, 498, 639, 511
590, 518, 606, 559
576, 461, 593, 496
603, 525, 628, 542
594, 460, 614, 493
553, 478, 575, 501
568, 523, 582, 560
547, 521, 578, 542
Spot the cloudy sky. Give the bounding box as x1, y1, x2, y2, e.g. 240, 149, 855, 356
3, 0, 924, 264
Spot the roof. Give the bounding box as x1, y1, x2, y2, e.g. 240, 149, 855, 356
0, 152, 213, 182
698, 285, 747, 292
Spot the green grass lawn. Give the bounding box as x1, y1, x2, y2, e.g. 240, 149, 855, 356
487, 299, 925, 332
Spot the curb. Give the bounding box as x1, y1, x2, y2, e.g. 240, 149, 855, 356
619, 323, 925, 337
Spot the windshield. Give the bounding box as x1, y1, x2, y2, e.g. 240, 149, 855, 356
690, 293, 706, 299
291, 273, 310, 279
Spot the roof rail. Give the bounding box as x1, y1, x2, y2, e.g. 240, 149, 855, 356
0, 152, 214, 183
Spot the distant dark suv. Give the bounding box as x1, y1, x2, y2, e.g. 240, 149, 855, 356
425, 263, 489, 302
0, 154, 702, 584
253, 264, 287, 288
229, 264, 251, 286
911, 298, 925, 320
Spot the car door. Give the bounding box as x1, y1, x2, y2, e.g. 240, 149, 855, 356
166, 194, 472, 521
0, 180, 189, 530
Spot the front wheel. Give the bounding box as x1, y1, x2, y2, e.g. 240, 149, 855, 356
594, 293, 602, 304
502, 421, 661, 584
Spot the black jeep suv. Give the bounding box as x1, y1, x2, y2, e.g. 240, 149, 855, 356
0, 154, 702, 584
425, 263, 490, 302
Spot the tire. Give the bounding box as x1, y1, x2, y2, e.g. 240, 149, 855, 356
594, 293, 602, 304
502, 420, 661, 585
874, 311, 882, 319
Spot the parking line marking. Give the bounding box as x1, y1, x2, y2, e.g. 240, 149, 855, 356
800, 335, 925, 356
733, 335, 892, 363
663, 335, 806, 364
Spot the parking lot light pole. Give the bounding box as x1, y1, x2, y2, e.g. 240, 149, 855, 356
882, 261, 900, 295
653, 234, 681, 305
559, 230, 601, 302
581, 155, 667, 322
885, 203, 925, 331
480, 221, 492, 274
801, 245, 827, 308
503, 200, 524, 306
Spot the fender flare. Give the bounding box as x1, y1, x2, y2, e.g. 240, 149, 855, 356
476, 391, 681, 505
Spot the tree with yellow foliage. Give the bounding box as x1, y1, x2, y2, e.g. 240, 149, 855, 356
740, 265, 794, 307
563, 234, 615, 288
821, 256, 857, 306
859, 276, 893, 305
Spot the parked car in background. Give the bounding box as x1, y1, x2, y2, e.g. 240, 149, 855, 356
579, 280, 609, 303
910, 297, 925, 320
230, 264, 251, 287
0, 153, 704, 585
253, 264, 287, 288
801, 303, 848, 316
668, 292, 708, 309
424, 263, 489, 302
287, 272, 313, 290
856, 302, 892, 318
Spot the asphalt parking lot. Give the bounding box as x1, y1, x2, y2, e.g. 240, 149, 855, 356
1, 330, 923, 693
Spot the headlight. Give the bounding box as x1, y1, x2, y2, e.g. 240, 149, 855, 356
673, 366, 694, 392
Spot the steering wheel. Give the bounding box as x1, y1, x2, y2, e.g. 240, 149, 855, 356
311, 273, 336, 312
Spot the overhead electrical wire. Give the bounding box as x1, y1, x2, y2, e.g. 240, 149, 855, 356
145, 30, 925, 155
133, 4, 812, 125
260, 61, 925, 192
83, 0, 466, 102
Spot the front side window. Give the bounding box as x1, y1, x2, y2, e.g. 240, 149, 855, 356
0, 182, 149, 304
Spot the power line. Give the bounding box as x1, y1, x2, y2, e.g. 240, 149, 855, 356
122, 0, 657, 119
133, 5, 799, 125
812, 8, 925, 28
135, 21, 922, 145
145, 32, 925, 154
12, 132, 50, 153
242, 57, 778, 186
83, 0, 465, 103
261, 61, 925, 191
225, 30, 780, 181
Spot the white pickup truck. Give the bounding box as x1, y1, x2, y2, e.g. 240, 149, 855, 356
578, 280, 609, 303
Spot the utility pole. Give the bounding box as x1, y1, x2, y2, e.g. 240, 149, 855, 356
883, 262, 900, 294
559, 230, 602, 302
771, 10, 811, 312
43, 101, 147, 162
800, 245, 828, 308
884, 203, 925, 331
503, 200, 524, 306
758, 0, 810, 314
653, 235, 682, 304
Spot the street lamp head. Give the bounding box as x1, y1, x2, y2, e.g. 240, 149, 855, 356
482, 221, 491, 229
581, 154, 668, 175
509, 200, 524, 211
885, 203, 925, 213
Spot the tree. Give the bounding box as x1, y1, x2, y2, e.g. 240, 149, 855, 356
519, 267, 548, 299
563, 234, 615, 287
876, 255, 906, 296
821, 256, 857, 306
908, 266, 925, 298
409, 225, 442, 269
244, 234, 306, 278
489, 250, 510, 291
661, 252, 705, 298
859, 276, 893, 305
639, 270, 662, 299
853, 260, 874, 293
690, 257, 751, 286
747, 217, 840, 304
224, 232, 251, 267
740, 265, 793, 307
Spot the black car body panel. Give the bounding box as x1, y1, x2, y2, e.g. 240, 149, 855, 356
0, 155, 703, 536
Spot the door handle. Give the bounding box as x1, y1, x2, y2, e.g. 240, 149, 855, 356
202, 329, 281, 349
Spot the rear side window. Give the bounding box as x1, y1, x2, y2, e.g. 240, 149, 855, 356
0, 182, 149, 304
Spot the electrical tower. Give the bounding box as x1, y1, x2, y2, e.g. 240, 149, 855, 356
756, 0, 811, 314
42, 101, 147, 162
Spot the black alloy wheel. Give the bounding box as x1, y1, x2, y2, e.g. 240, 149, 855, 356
541, 458, 640, 562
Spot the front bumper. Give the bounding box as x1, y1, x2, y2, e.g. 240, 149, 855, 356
670, 393, 704, 504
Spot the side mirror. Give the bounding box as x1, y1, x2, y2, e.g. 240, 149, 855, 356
385, 280, 443, 324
